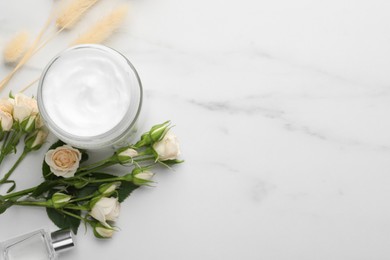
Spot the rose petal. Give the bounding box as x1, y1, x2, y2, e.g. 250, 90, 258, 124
96, 227, 114, 238
91, 206, 107, 224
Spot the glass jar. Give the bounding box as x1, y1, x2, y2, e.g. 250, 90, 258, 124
37, 44, 143, 150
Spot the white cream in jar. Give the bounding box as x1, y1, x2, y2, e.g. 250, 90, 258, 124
37, 44, 142, 149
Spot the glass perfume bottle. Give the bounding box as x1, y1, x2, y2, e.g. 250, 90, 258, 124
0, 229, 74, 260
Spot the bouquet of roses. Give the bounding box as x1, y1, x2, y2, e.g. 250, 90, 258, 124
0, 0, 184, 240
0, 110, 182, 238
0, 93, 48, 192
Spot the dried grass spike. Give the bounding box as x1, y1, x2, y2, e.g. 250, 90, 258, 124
72, 5, 129, 45
3, 31, 29, 64
56, 0, 99, 29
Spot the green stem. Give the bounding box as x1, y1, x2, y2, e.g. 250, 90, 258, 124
0, 149, 29, 184
14, 200, 50, 207
12, 131, 25, 148
134, 156, 156, 163
0, 130, 24, 166
64, 205, 89, 211
88, 177, 124, 184
75, 156, 154, 179
61, 210, 86, 222
1, 132, 10, 150
4, 131, 17, 153
0, 153, 4, 166
0, 132, 10, 164
70, 194, 95, 203
78, 156, 116, 172
3, 187, 36, 199
76, 161, 118, 178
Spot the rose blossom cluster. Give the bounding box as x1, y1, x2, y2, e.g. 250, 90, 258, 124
0, 121, 183, 238
0, 93, 39, 132
0, 93, 48, 190
0, 93, 48, 151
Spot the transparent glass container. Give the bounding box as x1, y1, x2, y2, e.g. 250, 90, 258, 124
37, 44, 143, 150
0, 229, 74, 260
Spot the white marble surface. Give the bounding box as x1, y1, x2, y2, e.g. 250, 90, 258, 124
1, 0, 390, 259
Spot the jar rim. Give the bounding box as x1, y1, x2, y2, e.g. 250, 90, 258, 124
37, 44, 143, 149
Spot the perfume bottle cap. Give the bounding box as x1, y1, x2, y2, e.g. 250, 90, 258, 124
51, 229, 74, 252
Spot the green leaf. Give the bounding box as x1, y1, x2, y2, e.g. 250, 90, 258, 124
0, 200, 14, 214
80, 150, 89, 164
75, 184, 99, 199
117, 181, 138, 203
73, 179, 90, 189
89, 172, 115, 179
49, 140, 66, 150
42, 160, 51, 180
46, 208, 81, 234
79, 172, 138, 202
5, 180, 16, 193
31, 181, 59, 198
72, 173, 115, 199
72, 172, 138, 203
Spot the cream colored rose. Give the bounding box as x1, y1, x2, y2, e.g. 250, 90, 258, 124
119, 148, 138, 158
90, 197, 120, 227
98, 182, 121, 195
117, 148, 138, 164
51, 192, 72, 209
31, 127, 49, 148
44, 145, 82, 178
0, 98, 14, 115
153, 131, 181, 161
0, 110, 13, 131
0, 98, 14, 131
35, 114, 45, 129
95, 226, 114, 238
135, 171, 154, 181
132, 170, 154, 186
13, 93, 38, 122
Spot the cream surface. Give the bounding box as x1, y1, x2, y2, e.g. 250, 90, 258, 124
41, 47, 131, 137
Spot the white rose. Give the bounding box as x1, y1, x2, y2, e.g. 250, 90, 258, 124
90, 197, 120, 227
117, 148, 138, 164
98, 182, 121, 195
119, 148, 138, 158
0, 98, 14, 115
95, 226, 115, 238
0, 98, 14, 131
0, 110, 13, 131
31, 127, 49, 148
13, 93, 38, 122
44, 145, 82, 178
51, 192, 72, 209
133, 170, 154, 186
35, 114, 45, 129
153, 131, 181, 161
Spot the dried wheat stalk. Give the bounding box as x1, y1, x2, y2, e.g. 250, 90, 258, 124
72, 5, 128, 45
3, 31, 29, 64
56, 0, 99, 29
0, 13, 54, 92
0, 0, 99, 92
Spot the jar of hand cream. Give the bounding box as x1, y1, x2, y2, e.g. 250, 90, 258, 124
37, 44, 142, 149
